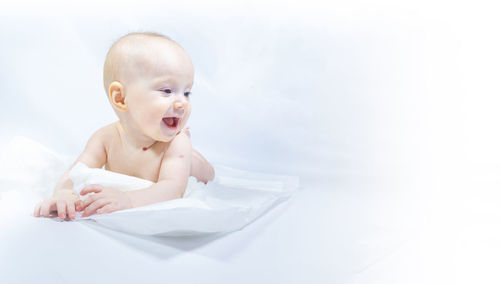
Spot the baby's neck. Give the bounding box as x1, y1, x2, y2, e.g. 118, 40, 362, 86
116, 121, 158, 151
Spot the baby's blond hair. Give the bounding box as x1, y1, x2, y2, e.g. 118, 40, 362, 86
103, 32, 179, 95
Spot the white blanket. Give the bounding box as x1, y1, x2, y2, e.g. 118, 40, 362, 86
0, 136, 299, 236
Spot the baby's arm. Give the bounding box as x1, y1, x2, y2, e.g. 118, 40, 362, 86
183, 127, 215, 183
80, 132, 191, 217
79, 132, 192, 217
126, 132, 192, 208
33, 127, 108, 219
191, 148, 215, 184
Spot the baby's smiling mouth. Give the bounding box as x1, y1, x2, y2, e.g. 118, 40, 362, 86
163, 117, 180, 129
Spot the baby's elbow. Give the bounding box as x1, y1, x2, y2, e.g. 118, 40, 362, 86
173, 185, 186, 199
209, 164, 215, 181
159, 179, 187, 200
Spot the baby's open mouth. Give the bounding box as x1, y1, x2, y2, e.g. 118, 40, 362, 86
163, 117, 180, 129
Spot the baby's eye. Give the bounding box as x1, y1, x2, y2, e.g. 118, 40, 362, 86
184, 92, 191, 97
162, 89, 172, 94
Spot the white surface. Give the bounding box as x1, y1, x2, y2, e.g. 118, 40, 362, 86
0, 181, 422, 284
2, 0, 500, 283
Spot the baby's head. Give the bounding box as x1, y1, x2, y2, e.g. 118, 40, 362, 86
103, 32, 194, 142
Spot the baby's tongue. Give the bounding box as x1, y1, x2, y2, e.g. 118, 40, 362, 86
164, 117, 174, 126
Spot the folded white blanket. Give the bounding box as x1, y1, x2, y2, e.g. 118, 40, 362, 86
0, 137, 299, 236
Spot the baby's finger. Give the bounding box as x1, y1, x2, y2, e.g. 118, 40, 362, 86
34, 201, 42, 217
183, 126, 191, 137
81, 192, 100, 209
56, 200, 67, 220
96, 204, 114, 215
67, 201, 76, 219
80, 184, 103, 196
75, 200, 84, 212
41, 199, 54, 217
82, 199, 111, 217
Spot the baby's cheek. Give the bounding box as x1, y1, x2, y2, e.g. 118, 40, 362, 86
146, 109, 163, 124
181, 110, 191, 127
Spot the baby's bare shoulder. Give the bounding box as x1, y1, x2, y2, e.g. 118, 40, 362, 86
78, 122, 119, 168
157, 132, 192, 182
162, 131, 192, 158
91, 122, 119, 142
82, 122, 119, 155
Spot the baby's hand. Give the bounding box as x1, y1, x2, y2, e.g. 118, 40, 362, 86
79, 184, 133, 217
182, 126, 191, 138
34, 189, 83, 220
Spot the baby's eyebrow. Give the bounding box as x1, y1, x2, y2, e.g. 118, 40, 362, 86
151, 76, 193, 90
152, 76, 175, 85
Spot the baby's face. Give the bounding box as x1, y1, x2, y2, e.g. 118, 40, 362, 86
123, 43, 194, 142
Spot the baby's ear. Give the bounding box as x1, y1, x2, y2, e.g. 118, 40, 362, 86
109, 81, 127, 112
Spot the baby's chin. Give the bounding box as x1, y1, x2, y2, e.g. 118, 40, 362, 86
157, 127, 185, 142
155, 133, 177, 143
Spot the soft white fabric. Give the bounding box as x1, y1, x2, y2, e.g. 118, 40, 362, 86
0, 136, 299, 236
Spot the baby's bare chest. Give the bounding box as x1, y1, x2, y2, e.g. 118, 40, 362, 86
105, 144, 164, 182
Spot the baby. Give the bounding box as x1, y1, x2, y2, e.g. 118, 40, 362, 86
34, 32, 215, 220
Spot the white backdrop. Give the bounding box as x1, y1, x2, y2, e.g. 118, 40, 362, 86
1, 0, 476, 181
2, 0, 500, 283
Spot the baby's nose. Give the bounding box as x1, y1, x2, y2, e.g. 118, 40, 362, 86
174, 102, 185, 109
